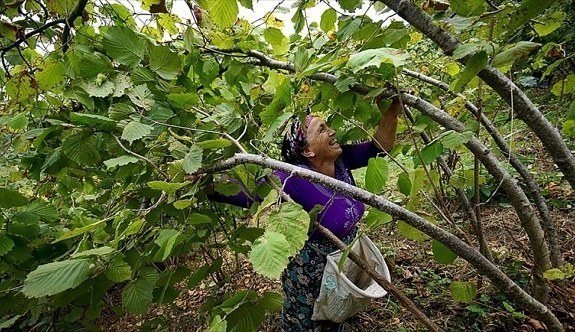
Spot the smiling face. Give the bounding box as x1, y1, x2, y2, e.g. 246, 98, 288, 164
302, 117, 342, 162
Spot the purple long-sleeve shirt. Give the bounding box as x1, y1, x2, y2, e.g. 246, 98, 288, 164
218, 141, 382, 240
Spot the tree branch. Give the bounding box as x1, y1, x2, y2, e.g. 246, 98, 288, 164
208, 152, 563, 332
61, 0, 89, 53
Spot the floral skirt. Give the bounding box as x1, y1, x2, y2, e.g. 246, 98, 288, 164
280, 229, 357, 332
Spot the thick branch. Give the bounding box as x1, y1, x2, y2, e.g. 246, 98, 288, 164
403, 69, 562, 267
376, 0, 575, 193
0, 19, 65, 54
61, 0, 89, 53
209, 153, 562, 331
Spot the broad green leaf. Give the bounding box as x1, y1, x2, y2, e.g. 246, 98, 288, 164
207, 0, 239, 29
7, 113, 28, 130
364, 209, 393, 230
551, 74, 575, 97
196, 138, 232, 149
104, 155, 140, 168
147, 181, 187, 194
173, 200, 192, 209
264, 28, 289, 55
102, 26, 146, 67
62, 134, 101, 165
263, 112, 293, 142
249, 231, 290, 279
432, 240, 457, 264
207, 315, 227, 332
267, 203, 310, 257
338, 0, 362, 11
418, 141, 443, 165
450, 0, 485, 17
189, 213, 212, 225
154, 229, 181, 261
106, 256, 132, 282
214, 182, 242, 196
441, 131, 474, 149
66, 48, 113, 79
0, 188, 27, 208
53, 219, 106, 243
69, 112, 116, 131
507, 0, 556, 31
397, 221, 428, 242
36, 61, 66, 90
365, 157, 388, 193
0, 233, 15, 256
82, 78, 115, 98
167, 93, 198, 110
492, 41, 541, 68
258, 291, 283, 313
348, 48, 410, 72
122, 279, 154, 314
8, 212, 40, 239
121, 121, 153, 144
127, 84, 155, 110
0, 315, 22, 330
533, 11, 565, 36
450, 281, 477, 303
320, 8, 337, 32
149, 45, 182, 80
451, 51, 488, 92
225, 299, 266, 332
45, 0, 76, 15
23, 259, 93, 298
72, 246, 115, 258
183, 145, 203, 174
397, 172, 411, 196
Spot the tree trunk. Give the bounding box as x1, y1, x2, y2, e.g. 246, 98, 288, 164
376, 0, 575, 192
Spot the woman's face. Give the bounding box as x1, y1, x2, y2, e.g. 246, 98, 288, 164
304, 117, 342, 161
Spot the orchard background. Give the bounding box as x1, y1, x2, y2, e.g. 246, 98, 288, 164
0, 0, 574, 330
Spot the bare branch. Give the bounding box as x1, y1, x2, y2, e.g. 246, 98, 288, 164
113, 135, 169, 180
62, 0, 90, 52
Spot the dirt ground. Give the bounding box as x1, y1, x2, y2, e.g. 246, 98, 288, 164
98, 203, 575, 332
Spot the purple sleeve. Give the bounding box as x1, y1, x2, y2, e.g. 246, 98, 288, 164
340, 141, 382, 170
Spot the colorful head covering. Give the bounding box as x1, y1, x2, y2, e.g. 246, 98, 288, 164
281, 115, 314, 165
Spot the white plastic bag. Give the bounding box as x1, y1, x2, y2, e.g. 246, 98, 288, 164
312, 235, 390, 323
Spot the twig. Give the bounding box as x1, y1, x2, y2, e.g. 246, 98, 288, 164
113, 135, 169, 179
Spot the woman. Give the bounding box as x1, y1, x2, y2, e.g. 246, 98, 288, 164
206, 97, 401, 331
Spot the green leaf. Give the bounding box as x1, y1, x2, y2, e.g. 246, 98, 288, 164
102, 26, 146, 67
173, 200, 192, 209
450, 281, 477, 303
149, 45, 182, 80
450, 0, 485, 17
196, 138, 232, 149
36, 60, 66, 90
207, 0, 239, 29
23, 259, 93, 298
0, 188, 27, 208
147, 181, 187, 195
128, 84, 155, 110
441, 131, 474, 149
121, 121, 153, 144
0, 315, 22, 330
104, 155, 140, 168
552, 74, 575, 97
258, 291, 283, 313
106, 256, 132, 282
418, 141, 443, 165
533, 11, 565, 36
122, 278, 154, 314
365, 157, 388, 193
492, 41, 541, 68
320, 8, 337, 32
154, 229, 181, 261
264, 28, 289, 55
207, 315, 227, 332
183, 145, 203, 174
397, 221, 428, 242
249, 231, 290, 279
267, 203, 310, 257
364, 209, 393, 230
69, 112, 116, 131
397, 172, 411, 196
263, 112, 293, 142
238, 0, 252, 9
72, 246, 114, 258
451, 51, 488, 92
167, 93, 198, 110
0, 233, 15, 256
432, 240, 457, 264
507, 0, 556, 31
53, 219, 106, 243
82, 79, 115, 98
62, 134, 101, 165
348, 48, 410, 72
188, 213, 213, 225
338, 0, 362, 11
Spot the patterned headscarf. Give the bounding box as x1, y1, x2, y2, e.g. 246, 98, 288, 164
281, 115, 314, 165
